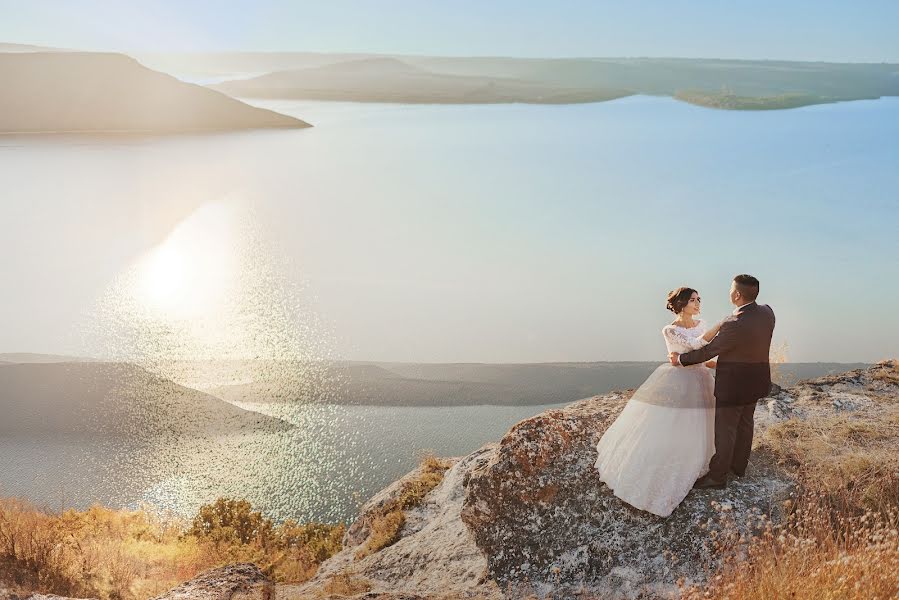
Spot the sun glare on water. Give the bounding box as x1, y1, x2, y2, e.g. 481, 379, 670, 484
90, 200, 335, 393
136, 202, 238, 319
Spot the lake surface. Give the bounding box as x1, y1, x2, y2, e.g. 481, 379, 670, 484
1, 96, 897, 364
1, 95, 897, 524
0, 400, 571, 524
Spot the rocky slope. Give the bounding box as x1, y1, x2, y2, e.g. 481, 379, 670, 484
283, 361, 897, 599
0, 52, 309, 133
151, 564, 273, 600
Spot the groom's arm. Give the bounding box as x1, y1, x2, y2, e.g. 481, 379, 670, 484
678, 319, 742, 366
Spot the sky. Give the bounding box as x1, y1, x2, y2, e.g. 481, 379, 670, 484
1, 0, 898, 62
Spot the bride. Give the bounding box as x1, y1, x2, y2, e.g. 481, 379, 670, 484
593, 287, 726, 517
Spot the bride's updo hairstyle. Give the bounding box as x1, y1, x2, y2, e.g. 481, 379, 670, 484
666, 287, 697, 314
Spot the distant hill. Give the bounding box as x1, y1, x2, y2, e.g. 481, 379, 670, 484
211, 56, 628, 104
196, 53, 899, 109
0, 52, 311, 133
0, 361, 293, 435
0, 42, 65, 52
0, 352, 95, 363
206, 360, 870, 406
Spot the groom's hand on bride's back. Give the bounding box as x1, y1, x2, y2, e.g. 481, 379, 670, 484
669, 352, 681, 366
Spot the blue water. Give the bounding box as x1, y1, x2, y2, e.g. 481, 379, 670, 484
0, 400, 571, 524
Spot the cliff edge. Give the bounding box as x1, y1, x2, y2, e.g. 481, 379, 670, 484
285, 360, 898, 599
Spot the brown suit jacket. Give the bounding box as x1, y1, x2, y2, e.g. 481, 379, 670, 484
679, 302, 776, 406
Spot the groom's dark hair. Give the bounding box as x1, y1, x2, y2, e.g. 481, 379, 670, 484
733, 274, 760, 302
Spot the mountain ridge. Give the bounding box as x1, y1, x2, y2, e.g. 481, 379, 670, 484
0, 361, 293, 435
0, 51, 310, 133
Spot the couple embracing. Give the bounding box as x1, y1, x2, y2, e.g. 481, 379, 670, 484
594, 274, 775, 517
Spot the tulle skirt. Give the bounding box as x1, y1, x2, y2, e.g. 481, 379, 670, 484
594, 363, 716, 517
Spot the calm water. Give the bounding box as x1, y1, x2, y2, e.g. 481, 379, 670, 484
2, 96, 897, 363
0, 400, 571, 524
2, 96, 897, 524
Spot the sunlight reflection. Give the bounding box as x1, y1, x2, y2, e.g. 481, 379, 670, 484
136, 201, 238, 319
89, 197, 340, 397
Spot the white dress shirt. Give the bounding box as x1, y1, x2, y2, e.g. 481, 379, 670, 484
733, 300, 755, 315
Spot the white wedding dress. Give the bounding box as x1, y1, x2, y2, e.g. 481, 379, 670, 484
593, 319, 716, 517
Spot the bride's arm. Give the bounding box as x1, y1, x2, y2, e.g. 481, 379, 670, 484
701, 316, 733, 342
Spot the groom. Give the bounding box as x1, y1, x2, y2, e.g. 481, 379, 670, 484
668, 274, 776, 490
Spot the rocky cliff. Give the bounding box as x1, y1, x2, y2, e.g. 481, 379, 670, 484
284, 360, 898, 599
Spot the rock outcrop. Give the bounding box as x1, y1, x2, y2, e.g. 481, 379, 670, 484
458, 391, 796, 599
288, 361, 897, 599
282, 448, 503, 599
0, 589, 97, 600
151, 564, 273, 600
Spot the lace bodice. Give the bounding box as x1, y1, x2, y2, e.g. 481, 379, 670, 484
662, 319, 710, 354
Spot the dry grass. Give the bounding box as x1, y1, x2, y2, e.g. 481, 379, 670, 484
769, 340, 792, 386
680, 494, 899, 600
0, 454, 452, 599
0, 496, 345, 600
682, 359, 899, 598
315, 566, 373, 597
353, 452, 454, 560
872, 359, 899, 385
760, 406, 899, 513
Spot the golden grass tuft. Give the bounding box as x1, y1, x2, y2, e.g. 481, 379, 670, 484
316, 567, 373, 597
872, 358, 899, 385
353, 452, 454, 560
687, 361, 899, 599
769, 340, 792, 386
760, 407, 899, 513
680, 493, 899, 600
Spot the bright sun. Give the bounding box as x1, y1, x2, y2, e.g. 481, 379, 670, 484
135, 202, 239, 319
98, 199, 327, 381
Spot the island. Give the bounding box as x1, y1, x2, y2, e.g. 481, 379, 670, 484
187, 54, 899, 109
210, 56, 630, 104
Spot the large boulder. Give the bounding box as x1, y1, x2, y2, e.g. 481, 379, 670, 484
458, 390, 794, 598
284, 449, 504, 599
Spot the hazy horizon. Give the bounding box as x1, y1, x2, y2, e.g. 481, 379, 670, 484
2, 1, 898, 62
